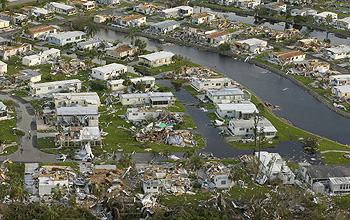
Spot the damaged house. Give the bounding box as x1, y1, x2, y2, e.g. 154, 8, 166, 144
0, 101, 7, 120
271, 50, 306, 66
22, 48, 60, 66
108, 76, 155, 92
203, 161, 233, 189
138, 51, 174, 68
56, 106, 99, 127
293, 59, 330, 76
231, 38, 268, 54
53, 92, 100, 108
116, 14, 146, 28
204, 30, 232, 46
37, 165, 73, 196
206, 86, 250, 104
25, 25, 58, 39
192, 12, 216, 24
120, 92, 175, 107
106, 44, 138, 59
0, 43, 32, 60
57, 126, 102, 147
30, 79, 81, 97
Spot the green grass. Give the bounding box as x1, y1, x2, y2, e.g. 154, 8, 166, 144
0, 117, 18, 144
39, 162, 79, 170
5, 163, 24, 177
321, 152, 350, 165
102, 56, 130, 65
0, 145, 18, 156
207, 112, 219, 121
183, 85, 200, 95
166, 100, 187, 112
334, 195, 350, 210
176, 115, 196, 130
12, 90, 28, 97
37, 137, 56, 149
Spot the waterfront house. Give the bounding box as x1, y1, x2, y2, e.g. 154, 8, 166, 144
0, 61, 7, 74
205, 30, 232, 46
30, 79, 82, 97
56, 106, 99, 127
108, 76, 155, 91
117, 14, 146, 28
17, 69, 41, 83
96, 0, 119, 5
271, 50, 306, 65
69, 0, 96, 11
298, 163, 350, 194
46, 2, 76, 16
53, 92, 100, 108
77, 39, 102, 50
314, 12, 338, 24
0, 19, 9, 29
228, 117, 277, 139
93, 14, 112, 23
106, 44, 138, 59
216, 102, 258, 119
235, 0, 261, 9
191, 77, 234, 91
329, 75, 350, 86
133, 4, 159, 15
293, 59, 330, 75
296, 38, 321, 50
337, 17, 350, 30
206, 86, 250, 104
91, 63, 127, 80
231, 38, 268, 54
324, 45, 350, 60
0, 43, 32, 60
149, 20, 181, 34
192, 12, 216, 24
48, 31, 85, 46
0, 11, 27, 24
25, 25, 58, 39
138, 51, 174, 68
263, 1, 286, 14
255, 151, 295, 184
332, 86, 350, 99
119, 92, 174, 107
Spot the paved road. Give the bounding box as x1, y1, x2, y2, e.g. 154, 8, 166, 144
0, 91, 60, 162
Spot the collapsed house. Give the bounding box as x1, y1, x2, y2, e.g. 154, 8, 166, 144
231, 38, 268, 54
255, 151, 295, 184
293, 59, 330, 76
53, 92, 100, 109
51, 59, 86, 75
0, 101, 7, 120
0, 43, 32, 60
203, 161, 233, 189
22, 48, 60, 66
119, 92, 175, 107
56, 106, 99, 127
57, 126, 102, 147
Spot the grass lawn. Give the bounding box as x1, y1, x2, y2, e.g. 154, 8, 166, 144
166, 100, 187, 112
0, 145, 18, 156
176, 115, 197, 130
207, 112, 219, 121
40, 162, 79, 170
37, 137, 56, 149
0, 116, 18, 144
321, 152, 350, 165
183, 85, 200, 96
12, 89, 29, 97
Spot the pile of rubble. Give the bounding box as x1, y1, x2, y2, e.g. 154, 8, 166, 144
51, 59, 86, 75
181, 66, 219, 78
209, 19, 245, 30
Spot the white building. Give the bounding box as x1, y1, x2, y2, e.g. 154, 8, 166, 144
149, 20, 181, 34
228, 117, 277, 139
120, 92, 174, 107
26, 25, 58, 39
126, 108, 166, 122
231, 38, 268, 54
0, 19, 10, 28
263, 2, 286, 13
205, 30, 232, 46
108, 76, 155, 91
17, 69, 41, 83
106, 44, 138, 59
314, 12, 338, 24
56, 106, 99, 127
117, 14, 146, 28
255, 151, 295, 184
48, 31, 85, 46
235, 0, 261, 9
96, 0, 119, 5
0, 11, 27, 24
30, 79, 82, 97
22, 48, 60, 66
47, 2, 76, 16
329, 177, 350, 194
159, 8, 180, 19
191, 77, 234, 91
324, 45, 350, 60
337, 17, 350, 30
0, 101, 7, 120
53, 92, 100, 108
0, 60, 7, 74
206, 87, 250, 104
271, 50, 306, 65
138, 51, 174, 68
39, 175, 69, 196
192, 12, 216, 24
216, 102, 258, 119
329, 75, 350, 86
332, 85, 350, 99
22, 54, 41, 66
77, 39, 102, 50
133, 4, 159, 15
91, 63, 127, 80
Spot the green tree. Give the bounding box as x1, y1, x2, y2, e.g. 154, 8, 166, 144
85, 22, 99, 38
151, 150, 159, 160
303, 137, 318, 154
135, 80, 146, 92
156, 45, 164, 52
183, 148, 195, 160
12, 32, 21, 45
133, 38, 147, 54
173, 54, 184, 75
189, 156, 204, 177
325, 14, 333, 26
71, 16, 85, 31
118, 153, 134, 168
124, 30, 137, 45
1, 0, 9, 11
218, 42, 231, 51
51, 184, 68, 202
6, 175, 28, 202
162, 150, 170, 160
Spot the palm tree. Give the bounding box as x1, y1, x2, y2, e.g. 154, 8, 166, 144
134, 38, 147, 54
124, 30, 137, 45
1, 0, 9, 11
6, 176, 28, 202
189, 156, 204, 177
51, 184, 67, 202
85, 22, 99, 38
151, 150, 159, 161
162, 150, 170, 160
97, 50, 105, 65
118, 153, 134, 168
12, 32, 21, 45
183, 148, 195, 160
84, 57, 93, 70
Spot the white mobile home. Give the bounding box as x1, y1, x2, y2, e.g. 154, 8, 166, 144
30, 79, 81, 97
91, 63, 127, 80
48, 31, 85, 46
216, 102, 258, 119
138, 51, 174, 68
206, 87, 250, 104
324, 45, 350, 60
191, 77, 233, 91
329, 75, 350, 86
332, 86, 350, 99
228, 117, 277, 139
120, 92, 174, 107
0, 60, 7, 74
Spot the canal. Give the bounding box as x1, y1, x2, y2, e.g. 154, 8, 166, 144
194, 6, 350, 45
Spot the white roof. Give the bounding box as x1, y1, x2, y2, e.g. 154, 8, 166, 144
32, 7, 50, 15
315, 11, 337, 18
235, 38, 267, 46
329, 74, 350, 81
77, 39, 101, 47
0, 101, 5, 109
207, 86, 244, 96
108, 79, 124, 85
120, 92, 174, 99
151, 20, 180, 29
50, 2, 74, 10
0, 60, 6, 66
94, 164, 117, 170
175, 6, 193, 10
334, 85, 350, 93
23, 54, 40, 60
217, 102, 258, 113
50, 31, 85, 40
325, 45, 350, 54
139, 51, 174, 61
56, 106, 98, 115
41, 48, 60, 56
131, 76, 155, 83
338, 17, 350, 23
53, 92, 100, 103
31, 79, 81, 89
162, 8, 179, 13
80, 127, 101, 141
329, 177, 350, 185
0, 19, 9, 23
230, 118, 277, 132
193, 77, 232, 83
92, 63, 127, 73
255, 151, 292, 173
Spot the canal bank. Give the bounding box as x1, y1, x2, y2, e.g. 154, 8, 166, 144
97, 24, 350, 121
